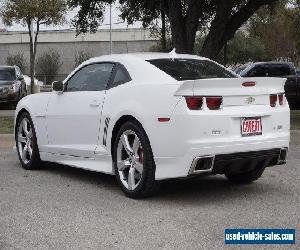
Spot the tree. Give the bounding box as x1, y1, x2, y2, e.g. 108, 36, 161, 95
69, 0, 278, 60
36, 49, 63, 85
1, 0, 66, 93
6, 53, 27, 72
74, 50, 92, 67
248, 0, 300, 65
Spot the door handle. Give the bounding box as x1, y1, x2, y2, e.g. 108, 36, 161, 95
89, 100, 100, 108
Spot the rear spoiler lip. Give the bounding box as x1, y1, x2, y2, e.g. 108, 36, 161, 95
174, 77, 286, 96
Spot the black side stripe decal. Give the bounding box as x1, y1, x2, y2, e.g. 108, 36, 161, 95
103, 117, 110, 146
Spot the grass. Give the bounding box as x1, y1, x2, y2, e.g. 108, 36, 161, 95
291, 110, 300, 130
0, 117, 14, 134
0, 111, 299, 135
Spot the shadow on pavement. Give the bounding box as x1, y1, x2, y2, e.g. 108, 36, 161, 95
39, 161, 277, 203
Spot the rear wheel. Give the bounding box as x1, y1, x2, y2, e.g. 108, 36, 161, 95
225, 167, 265, 184
16, 112, 41, 170
113, 121, 157, 198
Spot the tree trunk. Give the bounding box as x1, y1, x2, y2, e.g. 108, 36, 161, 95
200, 0, 278, 60
160, 0, 167, 52
27, 19, 35, 94
167, 0, 202, 54
167, 0, 189, 53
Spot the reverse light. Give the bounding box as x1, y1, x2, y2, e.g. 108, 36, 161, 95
206, 97, 223, 110
185, 96, 203, 110
270, 94, 277, 107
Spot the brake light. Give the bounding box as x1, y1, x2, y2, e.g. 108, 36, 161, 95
206, 97, 223, 110
185, 97, 203, 110
242, 81, 256, 87
278, 93, 285, 106
270, 94, 277, 107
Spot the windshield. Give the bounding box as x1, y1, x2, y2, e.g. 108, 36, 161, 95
148, 59, 236, 81
0, 68, 15, 81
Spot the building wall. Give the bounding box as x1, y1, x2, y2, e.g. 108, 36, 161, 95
0, 29, 157, 77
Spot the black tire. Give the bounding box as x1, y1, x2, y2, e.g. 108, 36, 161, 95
16, 112, 42, 170
113, 120, 158, 198
225, 167, 265, 184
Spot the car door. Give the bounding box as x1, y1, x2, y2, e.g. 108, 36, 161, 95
45, 63, 115, 157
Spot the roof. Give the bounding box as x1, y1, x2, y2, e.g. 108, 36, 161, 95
65, 52, 211, 84
0, 65, 15, 70
85, 52, 209, 64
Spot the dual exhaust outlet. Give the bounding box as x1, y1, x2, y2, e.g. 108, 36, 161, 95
189, 148, 288, 175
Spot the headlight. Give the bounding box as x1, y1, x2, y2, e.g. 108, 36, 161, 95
11, 82, 21, 92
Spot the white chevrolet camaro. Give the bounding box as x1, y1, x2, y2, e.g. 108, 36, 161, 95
14, 52, 290, 198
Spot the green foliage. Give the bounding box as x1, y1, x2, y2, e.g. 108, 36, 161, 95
226, 32, 267, 65
248, 0, 300, 64
6, 53, 27, 72
36, 49, 63, 85
1, 0, 67, 27
74, 50, 92, 67
68, 0, 113, 34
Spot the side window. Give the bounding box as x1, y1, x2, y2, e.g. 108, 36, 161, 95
109, 65, 131, 89
247, 66, 268, 77
66, 63, 114, 92
268, 65, 290, 77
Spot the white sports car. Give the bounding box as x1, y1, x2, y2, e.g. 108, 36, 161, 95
15, 52, 290, 198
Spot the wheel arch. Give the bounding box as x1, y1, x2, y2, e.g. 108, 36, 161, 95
110, 115, 151, 158
15, 108, 29, 137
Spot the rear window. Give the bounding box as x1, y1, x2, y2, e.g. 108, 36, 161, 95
0, 68, 15, 81
147, 59, 236, 81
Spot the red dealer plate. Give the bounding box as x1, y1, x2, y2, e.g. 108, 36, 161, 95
241, 117, 262, 137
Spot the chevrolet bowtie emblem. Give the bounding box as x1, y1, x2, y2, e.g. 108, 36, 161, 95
245, 96, 255, 104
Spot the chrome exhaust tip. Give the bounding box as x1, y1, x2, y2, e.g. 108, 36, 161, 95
189, 155, 215, 175
278, 147, 288, 165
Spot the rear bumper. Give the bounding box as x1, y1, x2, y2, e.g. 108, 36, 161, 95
154, 133, 289, 180
190, 148, 288, 176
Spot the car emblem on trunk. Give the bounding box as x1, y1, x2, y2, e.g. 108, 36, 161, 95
245, 96, 255, 104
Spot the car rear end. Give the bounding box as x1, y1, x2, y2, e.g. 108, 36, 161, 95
147, 57, 290, 180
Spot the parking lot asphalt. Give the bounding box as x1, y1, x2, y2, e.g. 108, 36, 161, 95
0, 133, 299, 249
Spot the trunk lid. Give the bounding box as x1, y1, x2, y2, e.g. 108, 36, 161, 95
175, 77, 286, 107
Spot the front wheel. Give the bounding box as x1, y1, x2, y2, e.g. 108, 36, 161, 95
225, 167, 265, 184
113, 121, 157, 198
16, 112, 41, 170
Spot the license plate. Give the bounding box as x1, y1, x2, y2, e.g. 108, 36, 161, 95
241, 117, 262, 137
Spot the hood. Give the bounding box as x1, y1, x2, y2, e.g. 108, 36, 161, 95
0, 80, 14, 86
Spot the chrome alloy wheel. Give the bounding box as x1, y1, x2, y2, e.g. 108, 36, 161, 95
17, 118, 33, 164
116, 130, 144, 191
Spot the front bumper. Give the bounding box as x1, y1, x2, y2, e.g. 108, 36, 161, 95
0, 91, 19, 103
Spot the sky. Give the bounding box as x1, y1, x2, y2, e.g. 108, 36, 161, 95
0, 3, 142, 31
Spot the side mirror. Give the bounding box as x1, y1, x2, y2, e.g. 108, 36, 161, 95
17, 75, 24, 81
52, 81, 64, 93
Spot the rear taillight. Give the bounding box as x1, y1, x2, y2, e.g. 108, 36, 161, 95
185, 96, 222, 110
206, 97, 223, 110
270, 94, 277, 107
270, 93, 285, 107
185, 97, 203, 110
278, 93, 285, 106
